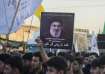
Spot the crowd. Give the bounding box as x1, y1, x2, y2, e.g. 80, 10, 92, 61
0, 38, 105, 74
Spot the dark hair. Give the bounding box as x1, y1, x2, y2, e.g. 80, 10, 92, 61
46, 56, 67, 71
33, 52, 42, 61
91, 59, 99, 68
49, 17, 63, 26
47, 52, 56, 57
5, 55, 23, 73
0, 53, 10, 62
58, 52, 66, 57
22, 53, 33, 60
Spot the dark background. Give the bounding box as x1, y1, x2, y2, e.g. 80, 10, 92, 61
97, 34, 105, 49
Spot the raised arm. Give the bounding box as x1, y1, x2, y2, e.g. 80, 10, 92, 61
35, 37, 49, 63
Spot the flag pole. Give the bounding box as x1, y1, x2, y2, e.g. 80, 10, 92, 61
5, 0, 21, 52
26, 16, 34, 43
22, 16, 34, 52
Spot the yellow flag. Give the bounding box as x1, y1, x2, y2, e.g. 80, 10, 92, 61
35, 5, 44, 18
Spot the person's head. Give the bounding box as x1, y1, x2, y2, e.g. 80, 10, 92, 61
3, 64, 13, 74
72, 57, 83, 72
49, 18, 63, 38
3, 55, 23, 74
46, 56, 67, 74
90, 59, 100, 74
31, 52, 41, 70
22, 53, 33, 68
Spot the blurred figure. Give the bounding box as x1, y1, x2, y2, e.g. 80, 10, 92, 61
22, 53, 33, 74
90, 59, 100, 74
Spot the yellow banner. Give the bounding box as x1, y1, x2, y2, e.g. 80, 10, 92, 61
35, 5, 45, 18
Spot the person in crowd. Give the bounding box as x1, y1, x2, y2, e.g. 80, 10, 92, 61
70, 57, 83, 74
23, 52, 44, 74
22, 52, 33, 74
3, 55, 23, 74
90, 59, 100, 74
31, 52, 43, 74
46, 56, 67, 74
82, 53, 91, 74
22, 53, 33, 69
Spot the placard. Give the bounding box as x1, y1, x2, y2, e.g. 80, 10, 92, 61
40, 12, 74, 49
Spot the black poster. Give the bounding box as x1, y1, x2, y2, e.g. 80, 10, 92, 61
40, 12, 74, 49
